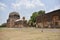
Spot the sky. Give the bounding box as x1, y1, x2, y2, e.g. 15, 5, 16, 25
0, 0, 60, 25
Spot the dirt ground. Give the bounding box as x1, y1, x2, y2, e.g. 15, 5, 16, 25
0, 28, 60, 40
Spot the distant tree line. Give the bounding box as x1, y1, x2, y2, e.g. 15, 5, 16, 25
0, 23, 6, 27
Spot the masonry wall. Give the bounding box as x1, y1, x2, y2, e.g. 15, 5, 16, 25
36, 9, 60, 28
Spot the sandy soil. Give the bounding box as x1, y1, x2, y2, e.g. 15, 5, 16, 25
0, 28, 60, 40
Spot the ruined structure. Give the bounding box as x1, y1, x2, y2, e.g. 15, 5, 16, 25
7, 12, 28, 28
36, 9, 60, 28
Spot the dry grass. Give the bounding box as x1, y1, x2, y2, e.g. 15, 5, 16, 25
0, 28, 60, 40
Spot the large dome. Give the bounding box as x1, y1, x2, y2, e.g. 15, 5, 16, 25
9, 12, 20, 19
9, 12, 20, 16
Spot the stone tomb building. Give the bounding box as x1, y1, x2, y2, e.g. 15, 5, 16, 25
36, 9, 60, 28
7, 12, 28, 28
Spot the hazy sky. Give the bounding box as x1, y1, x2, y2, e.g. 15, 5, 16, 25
0, 0, 60, 25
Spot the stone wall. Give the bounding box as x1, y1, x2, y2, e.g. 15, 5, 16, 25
36, 9, 60, 28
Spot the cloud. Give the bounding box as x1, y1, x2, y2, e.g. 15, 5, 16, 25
0, 2, 7, 11
53, 6, 60, 10
11, 0, 45, 10
32, 0, 44, 6
46, 5, 60, 13
12, 3, 21, 10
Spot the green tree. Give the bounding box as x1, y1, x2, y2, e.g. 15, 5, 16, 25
0, 23, 6, 27
38, 10, 45, 15
29, 10, 45, 27
30, 12, 38, 23
30, 10, 45, 23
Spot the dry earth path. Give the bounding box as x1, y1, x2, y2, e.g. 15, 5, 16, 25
0, 28, 60, 40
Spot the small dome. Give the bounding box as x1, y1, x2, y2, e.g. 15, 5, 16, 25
22, 17, 25, 19
9, 12, 20, 16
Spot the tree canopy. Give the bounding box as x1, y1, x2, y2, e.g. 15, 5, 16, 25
29, 10, 45, 26
0, 23, 6, 27
38, 10, 45, 15
30, 12, 38, 23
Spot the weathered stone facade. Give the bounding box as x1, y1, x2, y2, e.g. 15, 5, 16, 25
7, 12, 28, 28
36, 9, 60, 28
